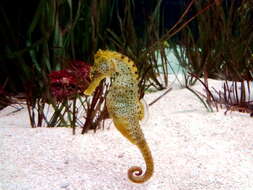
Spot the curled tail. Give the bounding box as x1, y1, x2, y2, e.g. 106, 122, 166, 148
111, 115, 154, 183
128, 140, 154, 183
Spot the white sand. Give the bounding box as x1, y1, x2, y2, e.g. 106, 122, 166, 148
1, 79, 253, 190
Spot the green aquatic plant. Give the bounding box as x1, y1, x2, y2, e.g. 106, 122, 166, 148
0, 0, 217, 131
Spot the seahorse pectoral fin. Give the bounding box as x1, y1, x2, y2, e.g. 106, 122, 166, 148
84, 75, 106, 95
139, 99, 149, 125
112, 117, 154, 183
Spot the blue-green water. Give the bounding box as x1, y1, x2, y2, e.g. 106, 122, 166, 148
156, 47, 186, 74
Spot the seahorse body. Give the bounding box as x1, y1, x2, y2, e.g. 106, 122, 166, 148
84, 49, 154, 183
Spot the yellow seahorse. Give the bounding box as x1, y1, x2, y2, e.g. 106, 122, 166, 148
84, 49, 154, 183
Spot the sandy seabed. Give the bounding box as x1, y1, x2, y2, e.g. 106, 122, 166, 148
1, 78, 253, 190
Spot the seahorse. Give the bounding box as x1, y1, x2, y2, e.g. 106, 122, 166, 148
84, 49, 154, 183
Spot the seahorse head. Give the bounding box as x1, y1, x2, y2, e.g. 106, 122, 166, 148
84, 49, 138, 95
90, 50, 117, 80
84, 50, 117, 95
